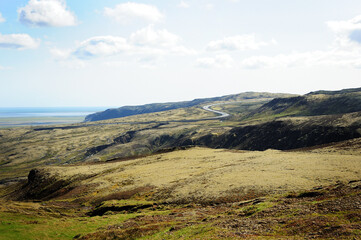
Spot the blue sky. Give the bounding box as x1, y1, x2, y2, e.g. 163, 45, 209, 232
1, 0, 361, 107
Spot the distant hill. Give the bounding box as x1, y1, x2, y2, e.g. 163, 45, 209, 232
85, 87, 361, 122
307, 87, 361, 95
84, 92, 294, 122
247, 87, 361, 119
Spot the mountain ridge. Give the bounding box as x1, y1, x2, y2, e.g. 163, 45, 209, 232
243, 87, 361, 120
84, 92, 295, 122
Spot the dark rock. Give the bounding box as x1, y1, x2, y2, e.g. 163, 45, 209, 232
88, 203, 153, 216
12, 168, 70, 201
297, 191, 323, 198
73, 234, 81, 239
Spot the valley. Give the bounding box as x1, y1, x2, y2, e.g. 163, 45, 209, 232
0, 88, 360, 239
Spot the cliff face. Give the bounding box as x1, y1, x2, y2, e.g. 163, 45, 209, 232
195, 118, 361, 151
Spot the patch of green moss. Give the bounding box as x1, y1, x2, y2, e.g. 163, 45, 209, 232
0, 211, 139, 240
239, 201, 274, 217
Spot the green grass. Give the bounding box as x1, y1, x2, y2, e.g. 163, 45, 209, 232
100, 199, 154, 208
0, 211, 139, 240
243, 106, 306, 123
237, 201, 274, 217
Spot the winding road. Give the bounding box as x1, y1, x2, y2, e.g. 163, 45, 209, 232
202, 103, 230, 119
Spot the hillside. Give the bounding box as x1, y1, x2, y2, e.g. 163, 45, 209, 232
194, 112, 361, 151
1, 141, 360, 239
1, 87, 361, 239
246, 87, 361, 120
7, 146, 361, 203
84, 92, 294, 122
2, 88, 361, 183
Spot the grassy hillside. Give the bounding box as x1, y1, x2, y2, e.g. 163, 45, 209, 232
307, 87, 361, 95
1, 142, 360, 239
247, 87, 361, 121
0, 106, 223, 182
1, 180, 360, 239
196, 111, 361, 151
6, 146, 361, 203
85, 92, 295, 122
1, 92, 361, 183
1, 88, 361, 239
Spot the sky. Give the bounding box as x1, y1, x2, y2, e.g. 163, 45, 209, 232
0, 0, 361, 107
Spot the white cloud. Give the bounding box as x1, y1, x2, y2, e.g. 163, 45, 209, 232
238, 15, 361, 70
51, 26, 195, 69
240, 50, 361, 69
327, 15, 361, 35
196, 54, 234, 68
178, 1, 190, 8
240, 52, 310, 69
0, 33, 39, 50
327, 15, 361, 48
206, 34, 272, 51
18, 0, 77, 27
74, 36, 131, 58
0, 13, 5, 23
69, 26, 195, 60
130, 25, 180, 47
49, 47, 72, 60
49, 47, 86, 68
128, 25, 196, 56
104, 2, 163, 24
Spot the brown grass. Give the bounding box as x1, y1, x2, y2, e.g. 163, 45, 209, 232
22, 143, 361, 204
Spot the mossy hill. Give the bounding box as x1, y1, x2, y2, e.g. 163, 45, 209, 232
247, 87, 361, 120
84, 92, 294, 122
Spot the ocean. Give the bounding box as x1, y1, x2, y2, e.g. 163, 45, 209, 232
0, 107, 109, 127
